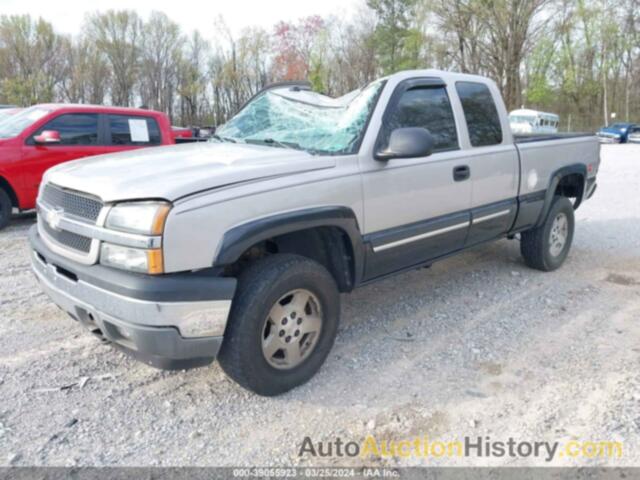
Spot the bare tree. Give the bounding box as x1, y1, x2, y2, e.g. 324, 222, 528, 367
139, 12, 184, 119
431, 0, 485, 73
86, 10, 142, 107
178, 31, 211, 125
1, 3, 638, 131
60, 37, 110, 104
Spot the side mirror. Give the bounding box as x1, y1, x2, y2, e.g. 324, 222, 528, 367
34, 130, 61, 145
375, 127, 434, 161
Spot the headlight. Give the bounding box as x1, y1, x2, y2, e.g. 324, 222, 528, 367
105, 202, 170, 235
102, 201, 170, 274
100, 243, 164, 274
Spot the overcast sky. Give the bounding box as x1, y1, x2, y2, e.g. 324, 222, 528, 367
1, 0, 360, 37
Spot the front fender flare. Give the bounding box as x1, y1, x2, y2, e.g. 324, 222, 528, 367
214, 206, 365, 284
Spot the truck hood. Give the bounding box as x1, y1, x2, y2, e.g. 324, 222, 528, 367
44, 142, 335, 202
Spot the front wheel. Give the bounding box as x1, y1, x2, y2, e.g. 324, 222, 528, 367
520, 196, 575, 271
218, 254, 340, 396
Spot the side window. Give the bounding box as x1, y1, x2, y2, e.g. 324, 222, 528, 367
381, 87, 458, 152
34, 114, 99, 145
455, 82, 503, 147
108, 115, 161, 146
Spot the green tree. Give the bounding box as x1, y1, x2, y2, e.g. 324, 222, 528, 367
524, 37, 556, 106
366, 0, 419, 74
0, 15, 67, 105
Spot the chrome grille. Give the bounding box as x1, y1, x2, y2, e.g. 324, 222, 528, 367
41, 219, 92, 253
41, 184, 103, 223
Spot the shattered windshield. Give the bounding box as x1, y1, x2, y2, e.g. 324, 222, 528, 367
216, 81, 385, 155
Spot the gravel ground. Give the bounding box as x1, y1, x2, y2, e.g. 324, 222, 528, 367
0, 144, 639, 468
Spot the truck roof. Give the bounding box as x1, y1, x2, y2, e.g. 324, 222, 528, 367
269, 69, 500, 110
382, 69, 496, 85
34, 103, 167, 117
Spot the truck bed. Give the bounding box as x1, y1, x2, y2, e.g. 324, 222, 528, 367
514, 131, 599, 209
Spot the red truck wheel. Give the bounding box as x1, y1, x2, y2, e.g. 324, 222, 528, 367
0, 189, 12, 230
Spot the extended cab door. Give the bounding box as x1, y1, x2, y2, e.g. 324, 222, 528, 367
453, 81, 519, 246
21, 112, 108, 204
360, 78, 473, 280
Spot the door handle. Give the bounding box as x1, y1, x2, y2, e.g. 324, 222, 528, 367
453, 165, 470, 182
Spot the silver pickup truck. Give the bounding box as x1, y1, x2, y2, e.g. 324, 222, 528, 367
29, 70, 599, 396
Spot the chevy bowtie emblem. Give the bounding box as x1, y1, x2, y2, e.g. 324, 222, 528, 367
45, 207, 64, 231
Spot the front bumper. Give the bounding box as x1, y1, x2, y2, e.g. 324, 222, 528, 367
29, 226, 236, 370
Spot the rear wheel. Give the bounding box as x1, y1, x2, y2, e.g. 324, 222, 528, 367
0, 189, 12, 230
218, 254, 340, 396
520, 196, 575, 271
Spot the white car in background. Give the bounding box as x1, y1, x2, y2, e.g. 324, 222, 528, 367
510, 109, 559, 135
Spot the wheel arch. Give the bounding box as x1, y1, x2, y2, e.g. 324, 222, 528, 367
536, 164, 587, 227
214, 206, 365, 292
0, 175, 19, 209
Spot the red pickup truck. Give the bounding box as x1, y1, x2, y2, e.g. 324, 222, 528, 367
0, 104, 183, 229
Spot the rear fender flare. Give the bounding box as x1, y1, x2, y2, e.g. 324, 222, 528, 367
536, 164, 587, 227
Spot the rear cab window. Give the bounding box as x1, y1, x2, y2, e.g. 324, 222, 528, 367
455, 82, 503, 147
108, 115, 162, 146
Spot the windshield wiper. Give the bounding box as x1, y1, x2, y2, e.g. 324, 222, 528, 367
211, 134, 237, 143
248, 137, 303, 151
263, 138, 295, 149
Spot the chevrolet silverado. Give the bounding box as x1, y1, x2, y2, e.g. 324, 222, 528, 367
29, 70, 600, 396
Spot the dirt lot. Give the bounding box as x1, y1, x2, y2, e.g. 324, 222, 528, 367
0, 144, 639, 467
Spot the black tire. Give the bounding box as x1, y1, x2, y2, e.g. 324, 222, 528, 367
0, 188, 12, 231
218, 254, 340, 396
520, 196, 575, 271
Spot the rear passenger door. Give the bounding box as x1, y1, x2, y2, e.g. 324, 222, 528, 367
101, 114, 163, 154
454, 81, 519, 246
361, 78, 473, 280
